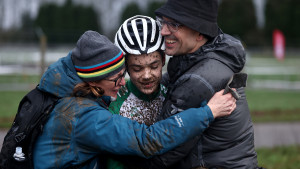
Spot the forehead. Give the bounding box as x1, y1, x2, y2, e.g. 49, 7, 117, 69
127, 51, 162, 65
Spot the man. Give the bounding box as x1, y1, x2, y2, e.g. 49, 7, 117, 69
152, 0, 258, 168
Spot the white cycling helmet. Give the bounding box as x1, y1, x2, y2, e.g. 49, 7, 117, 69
115, 15, 165, 55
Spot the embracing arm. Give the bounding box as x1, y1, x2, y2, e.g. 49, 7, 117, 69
75, 89, 234, 159
75, 103, 214, 158
105, 90, 236, 169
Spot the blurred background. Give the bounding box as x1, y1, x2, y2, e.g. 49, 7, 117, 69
0, 0, 300, 168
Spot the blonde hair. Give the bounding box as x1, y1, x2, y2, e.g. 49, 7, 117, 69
73, 82, 104, 98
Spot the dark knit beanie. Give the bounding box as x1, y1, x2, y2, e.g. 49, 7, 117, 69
71, 30, 125, 82
155, 0, 219, 38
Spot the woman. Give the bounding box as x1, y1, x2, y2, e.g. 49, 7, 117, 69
33, 30, 236, 169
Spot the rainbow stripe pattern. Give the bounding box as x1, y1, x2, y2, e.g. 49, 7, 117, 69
75, 51, 125, 79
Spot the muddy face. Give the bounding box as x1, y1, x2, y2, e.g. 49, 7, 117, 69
127, 51, 163, 95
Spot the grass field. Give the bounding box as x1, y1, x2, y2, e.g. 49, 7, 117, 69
0, 74, 39, 83
0, 90, 27, 128
246, 89, 300, 122
256, 145, 300, 169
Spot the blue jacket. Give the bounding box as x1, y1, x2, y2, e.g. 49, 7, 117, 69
33, 52, 214, 169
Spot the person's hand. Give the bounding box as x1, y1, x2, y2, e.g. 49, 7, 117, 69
207, 89, 236, 118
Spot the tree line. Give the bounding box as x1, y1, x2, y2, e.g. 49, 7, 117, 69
0, 0, 299, 47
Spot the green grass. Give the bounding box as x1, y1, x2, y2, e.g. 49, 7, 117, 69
0, 91, 28, 128
246, 89, 300, 122
248, 74, 300, 82
246, 57, 300, 67
0, 74, 39, 83
256, 145, 300, 169
246, 89, 300, 111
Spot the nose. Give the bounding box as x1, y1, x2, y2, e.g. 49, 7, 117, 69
160, 24, 171, 36
143, 69, 152, 79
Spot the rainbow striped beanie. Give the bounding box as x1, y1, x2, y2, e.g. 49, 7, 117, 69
71, 31, 125, 82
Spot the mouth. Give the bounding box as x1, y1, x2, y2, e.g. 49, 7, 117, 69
141, 82, 154, 89
165, 39, 177, 48
165, 39, 176, 44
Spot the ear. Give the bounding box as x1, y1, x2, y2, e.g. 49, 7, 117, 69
196, 33, 205, 41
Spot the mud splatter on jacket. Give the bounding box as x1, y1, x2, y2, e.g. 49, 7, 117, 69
32, 52, 215, 169
155, 31, 258, 169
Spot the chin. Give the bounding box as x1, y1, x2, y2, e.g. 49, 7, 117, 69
165, 49, 174, 56
111, 94, 118, 99
141, 88, 157, 95
106, 92, 117, 99
142, 91, 154, 95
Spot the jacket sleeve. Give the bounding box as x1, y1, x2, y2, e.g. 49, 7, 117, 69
74, 102, 214, 159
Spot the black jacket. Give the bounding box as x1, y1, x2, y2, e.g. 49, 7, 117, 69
154, 32, 257, 169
